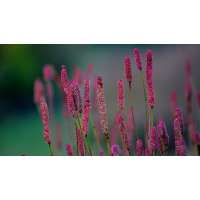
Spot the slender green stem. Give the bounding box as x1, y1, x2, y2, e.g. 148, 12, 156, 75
48, 143, 54, 156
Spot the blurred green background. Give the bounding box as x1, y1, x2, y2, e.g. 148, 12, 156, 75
0, 44, 200, 155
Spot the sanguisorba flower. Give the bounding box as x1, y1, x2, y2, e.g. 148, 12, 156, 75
117, 79, 125, 111
43, 64, 54, 81
146, 50, 155, 109
96, 76, 109, 141
66, 80, 82, 116
115, 113, 130, 155
136, 138, 144, 156
124, 55, 133, 89
34, 79, 44, 105
39, 97, 51, 145
82, 80, 90, 136
157, 120, 169, 155
173, 107, 186, 156
66, 144, 74, 156
149, 126, 157, 155
133, 48, 142, 71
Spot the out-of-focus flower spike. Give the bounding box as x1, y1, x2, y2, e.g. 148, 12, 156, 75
149, 126, 157, 154
96, 76, 109, 141
117, 80, 125, 111
157, 120, 169, 155
82, 80, 90, 136
124, 55, 133, 89
66, 144, 74, 156
39, 97, 51, 145
133, 48, 142, 71
34, 79, 44, 105
146, 49, 155, 109
43, 64, 54, 81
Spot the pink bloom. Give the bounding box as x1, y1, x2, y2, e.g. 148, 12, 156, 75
136, 138, 144, 156
66, 144, 74, 156
133, 48, 142, 71
96, 76, 109, 140
124, 55, 133, 89
43, 65, 54, 81
111, 144, 121, 156
115, 113, 130, 155
146, 50, 155, 109
173, 110, 186, 156
157, 120, 169, 155
82, 80, 90, 136
39, 97, 51, 145
34, 79, 44, 104
73, 67, 82, 85
117, 80, 125, 111
149, 126, 157, 153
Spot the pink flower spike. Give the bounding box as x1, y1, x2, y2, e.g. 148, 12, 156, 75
117, 80, 125, 111
43, 64, 54, 81
82, 80, 90, 136
150, 126, 157, 153
39, 97, 51, 145
34, 79, 44, 104
96, 76, 109, 140
136, 138, 144, 156
133, 48, 142, 71
146, 49, 155, 109
76, 128, 85, 156
66, 144, 74, 156
124, 55, 133, 89
157, 120, 169, 155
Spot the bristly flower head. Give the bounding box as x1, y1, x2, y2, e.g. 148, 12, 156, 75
34, 79, 44, 104
173, 107, 186, 156
82, 80, 90, 136
136, 138, 144, 156
146, 49, 155, 109
133, 48, 142, 71
117, 79, 125, 111
39, 97, 51, 145
149, 126, 157, 154
115, 113, 130, 155
157, 120, 169, 155
43, 64, 54, 81
66, 144, 74, 156
96, 76, 109, 140
124, 55, 133, 89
